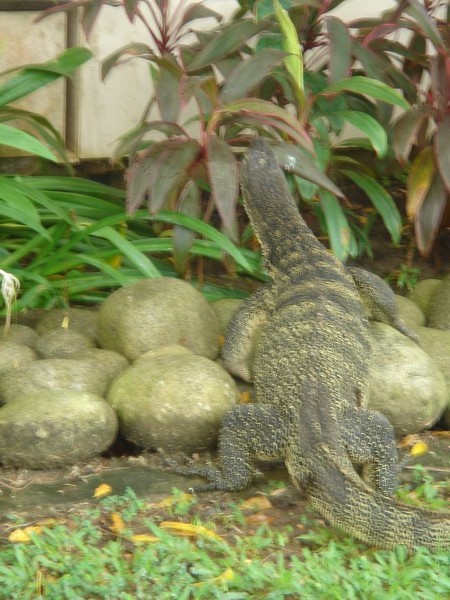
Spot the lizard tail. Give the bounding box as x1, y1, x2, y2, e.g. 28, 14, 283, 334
303, 444, 450, 550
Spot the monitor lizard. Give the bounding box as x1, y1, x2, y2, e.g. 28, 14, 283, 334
172, 139, 450, 550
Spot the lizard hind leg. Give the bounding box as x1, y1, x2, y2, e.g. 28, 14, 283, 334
342, 407, 399, 496
169, 404, 288, 492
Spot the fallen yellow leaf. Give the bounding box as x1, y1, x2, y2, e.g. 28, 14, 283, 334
131, 533, 160, 544
193, 567, 234, 587
240, 496, 273, 511
239, 390, 253, 404
410, 441, 429, 457
157, 492, 193, 508
93, 483, 113, 498
9, 526, 43, 543
110, 512, 126, 536
159, 521, 223, 541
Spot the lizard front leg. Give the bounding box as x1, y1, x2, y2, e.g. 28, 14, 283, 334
222, 283, 275, 382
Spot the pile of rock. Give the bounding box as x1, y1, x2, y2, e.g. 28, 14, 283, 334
0, 274, 448, 469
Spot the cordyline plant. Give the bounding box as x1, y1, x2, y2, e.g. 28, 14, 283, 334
353, 0, 450, 257
40, 0, 410, 266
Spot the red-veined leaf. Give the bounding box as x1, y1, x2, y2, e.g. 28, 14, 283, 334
123, 0, 140, 22
211, 98, 312, 149
113, 121, 187, 161
404, 0, 445, 51
102, 43, 154, 80
415, 174, 448, 256
206, 135, 239, 240
172, 180, 201, 273
393, 106, 434, 164
406, 146, 437, 218
126, 143, 166, 214
435, 113, 450, 194
325, 17, 353, 84
155, 60, 180, 123
270, 142, 344, 198
343, 170, 402, 243
148, 138, 200, 213
220, 49, 287, 104
180, 4, 221, 27
187, 20, 268, 72
81, 0, 103, 38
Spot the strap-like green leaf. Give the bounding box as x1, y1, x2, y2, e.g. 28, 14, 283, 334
0, 124, 58, 162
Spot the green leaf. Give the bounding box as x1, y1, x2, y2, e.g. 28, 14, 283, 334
320, 76, 410, 110
206, 135, 239, 240
434, 113, 450, 194
0, 123, 58, 162
0, 177, 50, 239
343, 170, 402, 243
325, 17, 353, 84
0, 48, 92, 107
318, 190, 350, 261
151, 210, 253, 272
333, 110, 387, 157
187, 20, 268, 72
273, 0, 305, 112
94, 226, 161, 278
220, 49, 287, 103
406, 147, 437, 219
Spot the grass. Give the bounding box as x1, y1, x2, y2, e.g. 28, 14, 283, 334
0, 469, 449, 599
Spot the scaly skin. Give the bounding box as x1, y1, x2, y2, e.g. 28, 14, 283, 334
174, 139, 450, 550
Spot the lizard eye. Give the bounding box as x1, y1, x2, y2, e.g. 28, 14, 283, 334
284, 155, 296, 172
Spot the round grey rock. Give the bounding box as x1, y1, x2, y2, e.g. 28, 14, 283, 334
34, 329, 95, 359
368, 322, 448, 436
35, 308, 98, 341
69, 348, 129, 382
211, 299, 244, 336
107, 345, 239, 451
0, 324, 39, 347
0, 342, 37, 373
427, 274, 450, 330
395, 294, 426, 329
408, 279, 443, 317
0, 390, 118, 468
0, 358, 113, 403
97, 278, 221, 361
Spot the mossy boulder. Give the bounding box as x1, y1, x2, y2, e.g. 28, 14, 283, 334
0, 324, 39, 347
69, 348, 129, 382
107, 345, 239, 451
34, 328, 95, 359
0, 342, 37, 373
407, 279, 443, 316
427, 274, 450, 330
368, 323, 448, 436
414, 326, 450, 428
394, 294, 426, 329
97, 278, 221, 361
0, 359, 113, 403
35, 308, 98, 341
0, 390, 118, 468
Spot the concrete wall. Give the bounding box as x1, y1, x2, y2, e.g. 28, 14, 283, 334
0, 0, 397, 159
